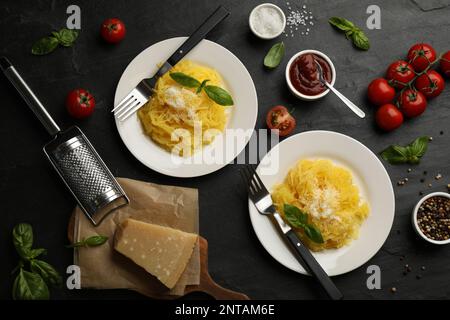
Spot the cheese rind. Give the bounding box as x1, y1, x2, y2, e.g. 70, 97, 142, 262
114, 219, 198, 289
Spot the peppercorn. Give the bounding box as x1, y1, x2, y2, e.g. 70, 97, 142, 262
417, 196, 450, 241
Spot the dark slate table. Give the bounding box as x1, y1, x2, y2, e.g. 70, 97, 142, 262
1, 0, 449, 300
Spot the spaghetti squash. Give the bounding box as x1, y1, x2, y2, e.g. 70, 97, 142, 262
138, 60, 230, 156
272, 159, 369, 251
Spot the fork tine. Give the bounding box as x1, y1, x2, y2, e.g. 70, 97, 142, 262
115, 98, 138, 118
112, 92, 135, 113
117, 100, 145, 121
240, 167, 256, 196
248, 164, 264, 190
243, 165, 259, 194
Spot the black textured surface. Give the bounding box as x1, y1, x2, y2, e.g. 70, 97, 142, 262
1, 0, 450, 300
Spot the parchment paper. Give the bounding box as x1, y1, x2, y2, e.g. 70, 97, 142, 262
71, 177, 200, 298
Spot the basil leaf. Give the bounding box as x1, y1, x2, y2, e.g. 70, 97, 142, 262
170, 72, 201, 88
204, 85, 234, 106
328, 17, 355, 31
304, 224, 324, 244
380, 136, 429, 165
352, 30, 370, 50
329, 17, 370, 51
264, 42, 285, 69
12, 223, 34, 260
381, 145, 409, 164
54, 28, 78, 47
31, 36, 59, 55
12, 269, 49, 300
30, 260, 62, 287
29, 248, 47, 259
284, 204, 308, 227
409, 136, 429, 158
197, 79, 210, 94
67, 235, 108, 248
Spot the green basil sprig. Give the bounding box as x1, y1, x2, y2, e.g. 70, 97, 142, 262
283, 204, 324, 243
169, 72, 234, 106
11, 223, 62, 300
67, 235, 109, 248
328, 17, 370, 51
264, 42, 285, 69
32, 28, 79, 55
380, 136, 429, 165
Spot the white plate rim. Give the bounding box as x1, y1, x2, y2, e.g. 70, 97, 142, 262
248, 130, 395, 276
114, 37, 258, 178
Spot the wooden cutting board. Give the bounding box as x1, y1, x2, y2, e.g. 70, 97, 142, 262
67, 214, 249, 300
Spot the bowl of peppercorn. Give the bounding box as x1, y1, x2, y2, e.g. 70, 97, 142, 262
412, 192, 450, 245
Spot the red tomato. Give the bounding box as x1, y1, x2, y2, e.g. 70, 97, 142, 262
415, 70, 445, 99
386, 60, 416, 88
66, 89, 96, 119
100, 18, 126, 43
266, 105, 296, 137
399, 89, 427, 118
407, 43, 437, 72
367, 78, 396, 106
440, 50, 450, 77
376, 104, 404, 132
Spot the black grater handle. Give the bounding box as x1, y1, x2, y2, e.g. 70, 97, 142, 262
1, 56, 61, 136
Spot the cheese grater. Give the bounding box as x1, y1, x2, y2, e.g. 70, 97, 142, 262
1, 57, 129, 226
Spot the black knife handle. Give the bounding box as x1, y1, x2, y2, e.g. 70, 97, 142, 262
285, 230, 343, 300
167, 6, 229, 66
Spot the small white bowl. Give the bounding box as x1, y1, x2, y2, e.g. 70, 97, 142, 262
249, 3, 286, 40
285, 50, 336, 101
412, 192, 450, 245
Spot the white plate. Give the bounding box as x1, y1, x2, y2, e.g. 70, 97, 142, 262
114, 37, 258, 177
249, 131, 395, 276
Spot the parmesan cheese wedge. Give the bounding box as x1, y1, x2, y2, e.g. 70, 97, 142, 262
114, 219, 198, 289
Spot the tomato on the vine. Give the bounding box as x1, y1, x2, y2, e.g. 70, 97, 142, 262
375, 104, 404, 132
407, 43, 437, 72
386, 60, 416, 88
415, 70, 445, 99
66, 89, 96, 119
266, 105, 296, 137
367, 78, 396, 106
399, 89, 427, 118
440, 50, 450, 77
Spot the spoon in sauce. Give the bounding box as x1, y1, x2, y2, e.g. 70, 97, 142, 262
314, 59, 365, 118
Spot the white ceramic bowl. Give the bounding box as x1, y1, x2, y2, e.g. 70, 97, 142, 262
412, 192, 450, 245
285, 50, 336, 101
249, 3, 286, 40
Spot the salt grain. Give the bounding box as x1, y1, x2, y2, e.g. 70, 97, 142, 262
285, 2, 315, 38
250, 5, 285, 38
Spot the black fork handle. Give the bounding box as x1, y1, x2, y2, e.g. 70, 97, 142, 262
167, 6, 229, 66
285, 230, 343, 300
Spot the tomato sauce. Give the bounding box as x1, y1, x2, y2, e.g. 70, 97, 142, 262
289, 53, 332, 96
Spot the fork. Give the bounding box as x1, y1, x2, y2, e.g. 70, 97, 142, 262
112, 6, 230, 121
314, 59, 366, 118
241, 165, 343, 300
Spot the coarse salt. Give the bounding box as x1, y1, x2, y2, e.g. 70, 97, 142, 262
251, 5, 285, 38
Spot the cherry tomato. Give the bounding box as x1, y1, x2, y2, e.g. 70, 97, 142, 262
399, 89, 427, 118
386, 60, 416, 88
367, 78, 396, 106
266, 105, 296, 137
407, 43, 437, 72
440, 50, 450, 77
100, 18, 126, 43
415, 70, 445, 99
375, 104, 404, 132
66, 89, 96, 119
